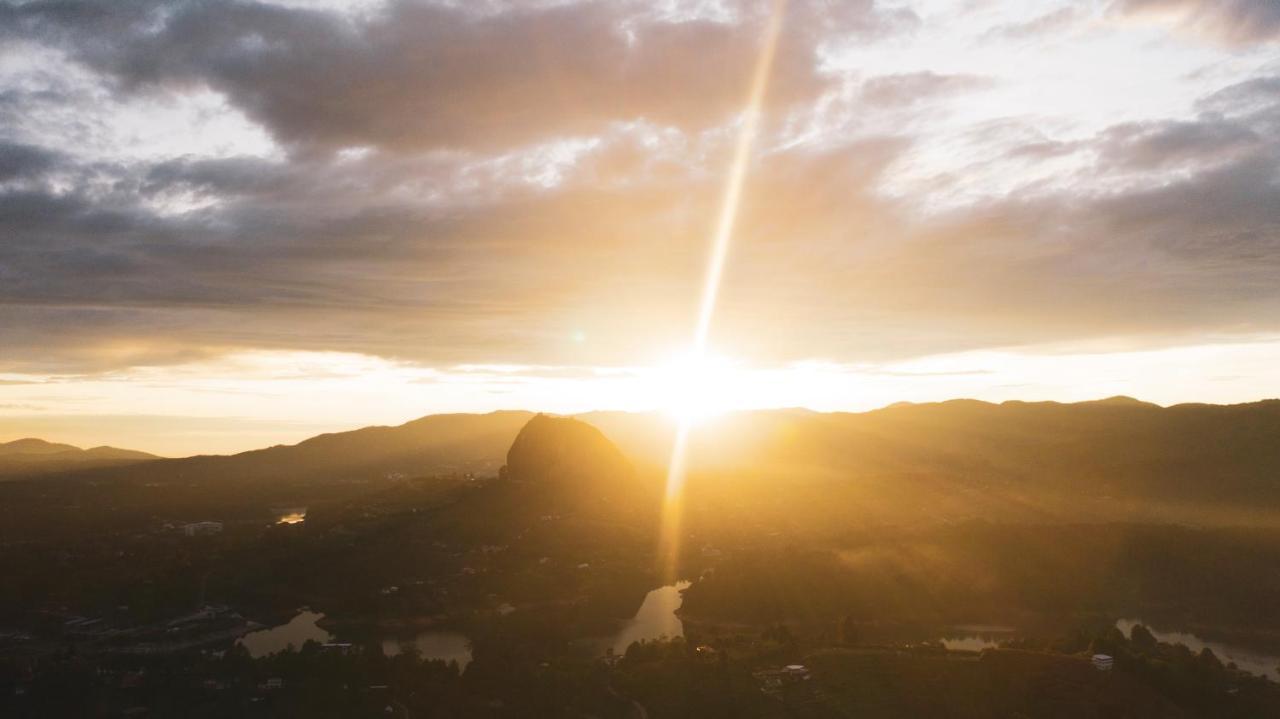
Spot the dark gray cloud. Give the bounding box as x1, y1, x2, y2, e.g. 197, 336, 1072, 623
1098, 118, 1263, 170
1111, 0, 1280, 44
4, 0, 912, 154
0, 141, 62, 181
1197, 76, 1280, 115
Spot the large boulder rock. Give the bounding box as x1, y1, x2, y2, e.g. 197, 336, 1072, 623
504, 414, 633, 485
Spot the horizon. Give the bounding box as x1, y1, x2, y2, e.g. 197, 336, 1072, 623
5, 391, 1279, 458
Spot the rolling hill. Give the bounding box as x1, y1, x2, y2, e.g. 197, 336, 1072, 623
3, 398, 1279, 531
0, 438, 158, 479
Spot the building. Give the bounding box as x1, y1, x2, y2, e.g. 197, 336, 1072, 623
1092, 654, 1114, 671
784, 664, 810, 679
182, 521, 223, 537
755, 664, 812, 696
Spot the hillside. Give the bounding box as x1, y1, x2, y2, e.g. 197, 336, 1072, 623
43, 411, 536, 487
584, 399, 1280, 523
3, 399, 1279, 532
0, 438, 158, 479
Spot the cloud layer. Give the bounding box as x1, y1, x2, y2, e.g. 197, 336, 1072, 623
1, 0, 1278, 376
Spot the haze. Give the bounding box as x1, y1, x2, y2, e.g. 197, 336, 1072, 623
2, 0, 1279, 455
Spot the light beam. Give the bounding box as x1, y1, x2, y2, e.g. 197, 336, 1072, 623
658, 0, 787, 582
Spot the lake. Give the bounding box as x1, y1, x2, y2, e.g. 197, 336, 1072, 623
276, 508, 306, 525
1116, 618, 1280, 681
239, 610, 474, 668
238, 610, 331, 657
939, 624, 1017, 652
377, 581, 693, 666
580, 581, 691, 657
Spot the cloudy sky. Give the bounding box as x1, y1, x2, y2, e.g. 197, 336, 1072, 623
2, 0, 1279, 454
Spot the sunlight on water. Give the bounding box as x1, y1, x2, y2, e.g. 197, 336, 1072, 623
609, 581, 691, 656
238, 610, 331, 657
276, 509, 307, 525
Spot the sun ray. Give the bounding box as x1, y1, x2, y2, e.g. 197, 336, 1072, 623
658, 0, 787, 583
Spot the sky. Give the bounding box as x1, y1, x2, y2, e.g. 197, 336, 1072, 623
1, 0, 1279, 455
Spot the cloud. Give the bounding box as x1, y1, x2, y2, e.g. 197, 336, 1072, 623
0, 0, 1278, 378
1098, 118, 1263, 170
1110, 0, 1280, 45
859, 72, 995, 108
3, 69, 1280, 370
4, 0, 913, 154
0, 141, 61, 182
981, 6, 1082, 42
1197, 75, 1280, 115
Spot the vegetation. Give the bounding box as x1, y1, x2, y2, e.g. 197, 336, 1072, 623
3, 408, 1280, 716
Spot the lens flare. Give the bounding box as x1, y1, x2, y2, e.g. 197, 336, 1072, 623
658, 0, 787, 582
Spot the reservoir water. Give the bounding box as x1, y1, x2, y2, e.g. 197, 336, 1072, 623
275, 508, 306, 525
939, 624, 1017, 652
238, 610, 330, 657
609, 581, 691, 655
576, 581, 692, 657
239, 611, 473, 669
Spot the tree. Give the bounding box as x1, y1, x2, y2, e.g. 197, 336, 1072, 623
1129, 624, 1157, 652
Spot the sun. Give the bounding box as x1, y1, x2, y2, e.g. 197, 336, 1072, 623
653, 351, 739, 425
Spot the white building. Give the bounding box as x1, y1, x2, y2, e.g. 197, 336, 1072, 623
784, 664, 810, 679
182, 521, 223, 537
1092, 654, 1114, 671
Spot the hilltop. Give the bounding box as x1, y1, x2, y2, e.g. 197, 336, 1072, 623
0, 437, 157, 479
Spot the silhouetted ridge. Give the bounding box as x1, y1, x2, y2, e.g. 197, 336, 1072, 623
0, 438, 82, 455
1088, 395, 1158, 407
0, 438, 158, 479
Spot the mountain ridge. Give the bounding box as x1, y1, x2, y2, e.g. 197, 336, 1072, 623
4, 398, 1279, 522
0, 438, 159, 479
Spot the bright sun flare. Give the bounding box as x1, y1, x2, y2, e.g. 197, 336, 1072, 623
655, 352, 738, 424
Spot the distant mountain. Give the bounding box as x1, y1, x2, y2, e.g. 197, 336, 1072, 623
33, 411, 536, 489
7, 398, 1280, 525
0, 438, 158, 478
581, 398, 1280, 523
0, 438, 83, 456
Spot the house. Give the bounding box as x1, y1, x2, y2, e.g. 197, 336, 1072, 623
694, 645, 721, 662
784, 664, 810, 679
264, 677, 284, 690
182, 521, 223, 537
755, 664, 811, 696
1092, 654, 1114, 671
